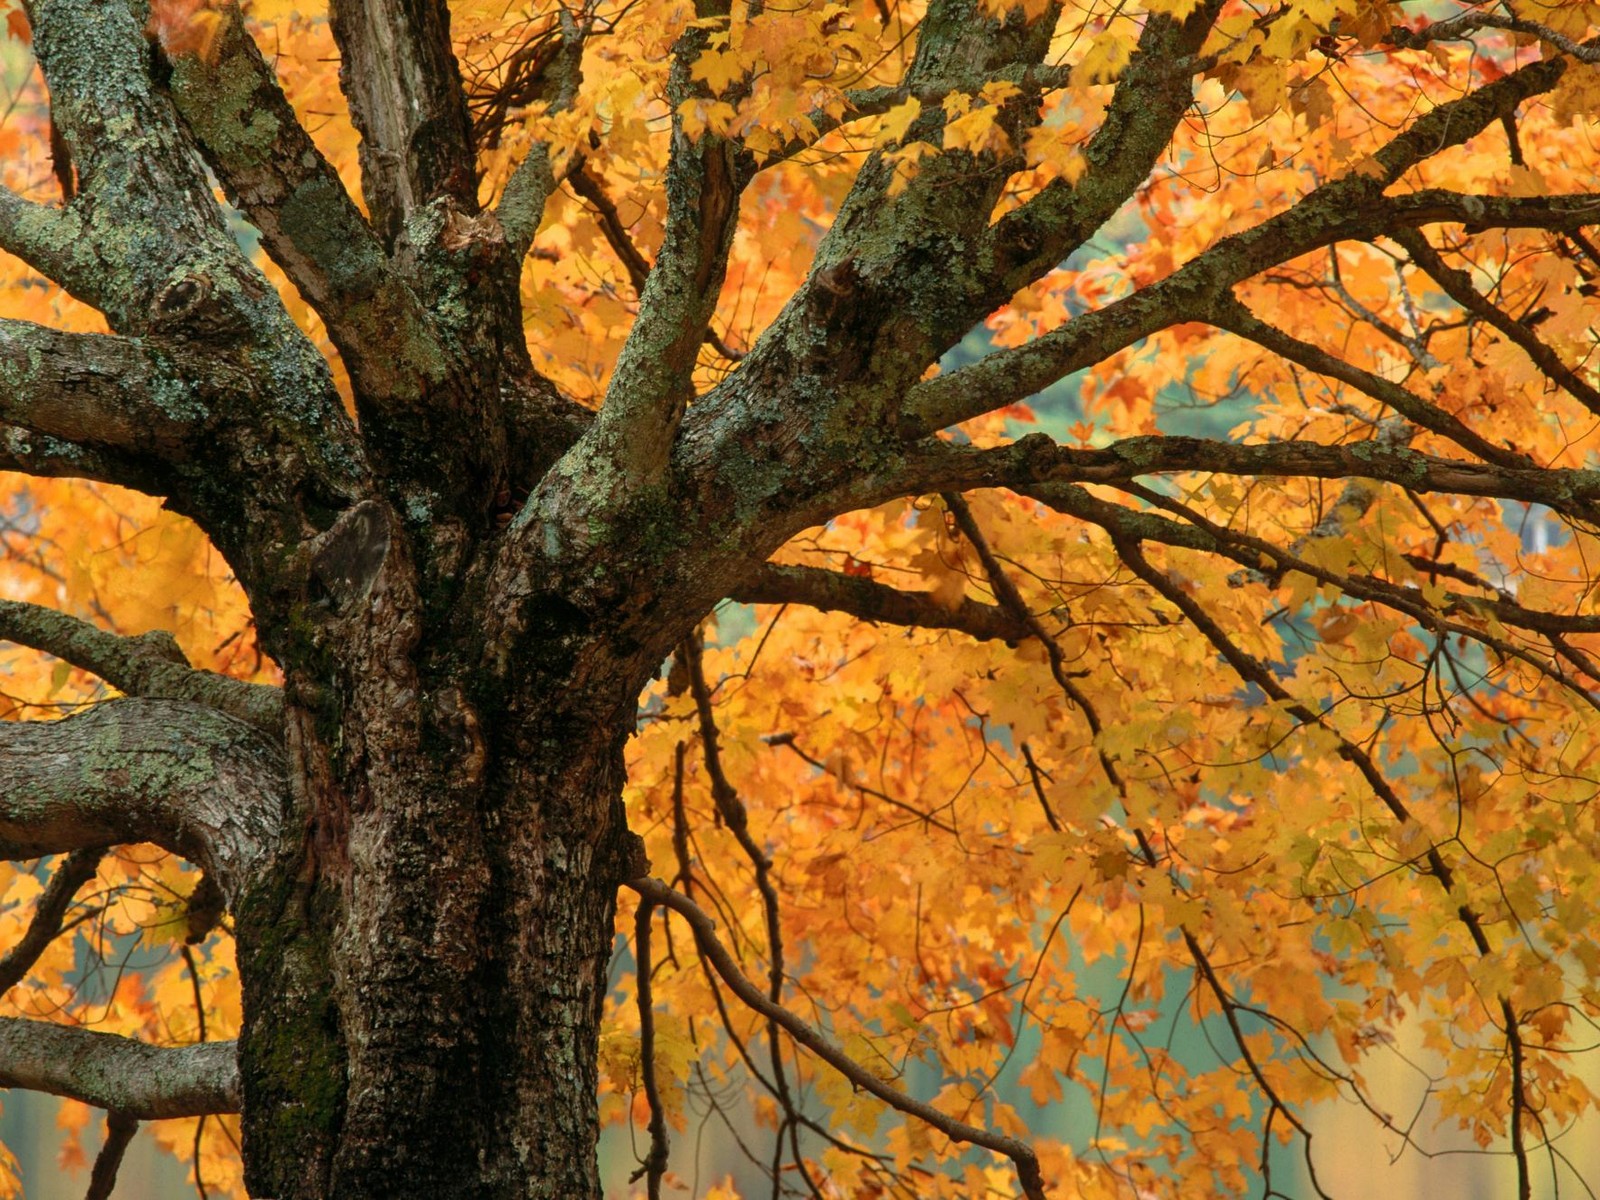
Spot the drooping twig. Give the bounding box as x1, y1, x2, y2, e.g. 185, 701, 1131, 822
626, 877, 1049, 1200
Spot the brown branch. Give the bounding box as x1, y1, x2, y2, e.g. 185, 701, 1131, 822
729, 562, 1027, 643
626, 877, 1048, 1200
680, 630, 801, 1142
83, 1110, 138, 1200
0, 699, 284, 907
495, 21, 588, 261
630, 902, 670, 1199
164, 8, 451, 411
765, 731, 959, 835
871, 432, 1600, 527
0, 319, 247, 466
571, 16, 744, 495
905, 41, 1579, 433
1210, 294, 1532, 470
0, 848, 103, 995
941, 492, 1132, 804
1109, 535, 1494, 956
1388, 13, 1600, 63
326, 0, 478, 249
570, 165, 651, 293
984, 2, 1223, 296
570, 164, 744, 361
1041, 479, 1600, 710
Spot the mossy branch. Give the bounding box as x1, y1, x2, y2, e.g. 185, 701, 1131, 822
0, 1018, 238, 1118
0, 598, 282, 732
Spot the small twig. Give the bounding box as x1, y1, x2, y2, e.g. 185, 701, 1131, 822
1018, 744, 1061, 832
626, 877, 1048, 1200
0, 848, 103, 994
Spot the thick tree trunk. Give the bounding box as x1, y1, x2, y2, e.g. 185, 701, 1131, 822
236, 698, 634, 1200
233, 531, 646, 1200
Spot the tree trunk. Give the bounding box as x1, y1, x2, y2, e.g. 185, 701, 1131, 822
234, 536, 647, 1199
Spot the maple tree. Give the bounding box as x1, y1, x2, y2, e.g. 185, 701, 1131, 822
0, 0, 1599, 1195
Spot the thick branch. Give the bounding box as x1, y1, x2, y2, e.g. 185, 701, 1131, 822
0, 1018, 238, 1118
574, 20, 743, 495
328, 0, 477, 248
0, 599, 281, 731
865, 433, 1600, 522
729, 562, 1027, 643
84, 1110, 138, 1200
164, 12, 450, 408
0, 186, 81, 290
0, 319, 240, 462
27, 0, 256, 330
627, 877, 1047, 1200
0, 699, 284, 905
984, 2, 1222, 294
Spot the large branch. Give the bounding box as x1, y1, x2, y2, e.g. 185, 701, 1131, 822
0, 599, 281, 732
570, 12, 744, 496
27, 0, 247, 330
0, 700, 284, 905
729, 563, 1028, 643
162, 13, 450, 409
0, 186, 83, 293
0, 1018, 237, 1117
328, 0, 478, 249
0, 319, 242, 463
982, 2, 1222, 297
861, 432, 1600, 522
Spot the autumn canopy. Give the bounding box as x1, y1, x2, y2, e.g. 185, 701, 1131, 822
0, 0, 1598, 1196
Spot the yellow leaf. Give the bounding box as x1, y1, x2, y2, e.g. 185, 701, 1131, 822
874, 96, 921, 148
690, 47, 744, 97
1072, 30, 1135, 87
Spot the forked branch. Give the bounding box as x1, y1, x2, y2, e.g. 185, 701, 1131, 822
327, 0, 478, 248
